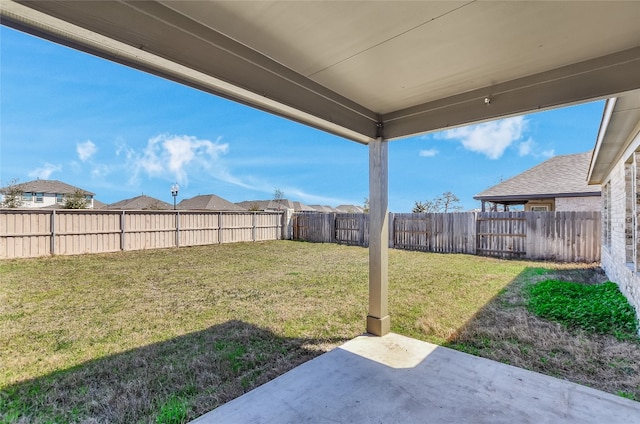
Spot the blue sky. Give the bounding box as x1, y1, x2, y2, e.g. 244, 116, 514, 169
1, 27, 605, 212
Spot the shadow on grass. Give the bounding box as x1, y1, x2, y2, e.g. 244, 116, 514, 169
442, 265, 640, 401
1, 320, 350, 424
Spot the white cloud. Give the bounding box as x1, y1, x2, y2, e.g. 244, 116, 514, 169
419, 149, 438, 157
28, 162, 61, 179
77, 140, 97, 162
518, 138, 534, 157
439, 116, 527, 159
541, 149, 555, 158
131, 134, 229, 185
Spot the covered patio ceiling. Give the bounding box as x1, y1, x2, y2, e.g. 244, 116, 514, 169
2, 0, 640, 336
2, 1, 640, 143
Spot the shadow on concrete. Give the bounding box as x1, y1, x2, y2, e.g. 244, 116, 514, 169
194, 333, 640, 423
1, 320, 350, 423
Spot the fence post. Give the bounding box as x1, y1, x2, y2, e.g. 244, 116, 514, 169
219, 212, 223, 243
176, 211, 180, 248
120, 211, 126, 251
50, 210, 56, 255
252, 212, 257, 242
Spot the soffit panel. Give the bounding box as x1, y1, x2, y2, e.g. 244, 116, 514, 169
590, 90, 640, 183
161, 1, 467, 78
164, 1, 640, 114
308, 1, 640, 113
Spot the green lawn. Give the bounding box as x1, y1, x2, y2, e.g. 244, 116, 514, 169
1, 241, 638, 423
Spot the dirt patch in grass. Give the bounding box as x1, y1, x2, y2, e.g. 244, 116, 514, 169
447, 266, 640, 401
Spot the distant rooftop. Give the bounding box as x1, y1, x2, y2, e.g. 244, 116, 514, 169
178, 194, 246, 211
0, 179, 94, 196
105, 195, 172, 210
474, 151, 600, 203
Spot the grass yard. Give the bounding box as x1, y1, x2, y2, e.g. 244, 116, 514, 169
1, 240, 639, 423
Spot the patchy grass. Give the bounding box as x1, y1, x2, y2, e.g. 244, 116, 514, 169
527, 280, 639, 340
1, 241, 638, 423
448, 266, 640, 401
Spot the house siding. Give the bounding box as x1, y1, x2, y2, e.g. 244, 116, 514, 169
555, 196, 601, 212
600, 134, 640, 323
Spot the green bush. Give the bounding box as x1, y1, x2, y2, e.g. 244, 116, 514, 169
527, 280, 639, 341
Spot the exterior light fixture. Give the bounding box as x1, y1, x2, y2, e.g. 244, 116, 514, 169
171, 183, 179, 210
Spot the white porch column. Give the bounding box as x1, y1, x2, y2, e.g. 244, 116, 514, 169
367, 137, 390, 336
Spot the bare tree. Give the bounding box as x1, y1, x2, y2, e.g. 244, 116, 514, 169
412, 191, 462, 213
439, 191, 462, 213
363, 197, 369, 213
273, 188, 285, 210
1, 179, 25, 208
412, 199, 440, 213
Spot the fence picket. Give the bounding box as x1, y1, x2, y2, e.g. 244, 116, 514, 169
0, 210, 283, 258
292, 211, 600, 263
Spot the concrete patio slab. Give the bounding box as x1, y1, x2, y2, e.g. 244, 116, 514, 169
192, 333, 640, 423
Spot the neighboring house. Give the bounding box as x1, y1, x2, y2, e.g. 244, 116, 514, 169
92, 199, 107, 209
178, 194, 246, 211
336, 204, 365, 213
235, 199, 315, 212
105, 195, 172, 210
0, 179, 95, 209
309, 205, 340, 213
474, 151, 601, 212
587, 89, 640, 320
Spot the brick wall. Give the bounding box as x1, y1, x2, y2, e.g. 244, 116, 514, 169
600, 139, 640, 324
555, 196, 600, 212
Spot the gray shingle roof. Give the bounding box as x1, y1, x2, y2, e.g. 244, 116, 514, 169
336, 204, 365, 213
235, 199, 315, 212
105, 195, 172, 210
1, 179, 95, 196
474, 151, 600, 201
178, 194, 246, 211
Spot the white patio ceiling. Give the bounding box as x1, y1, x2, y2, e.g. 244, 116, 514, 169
2, 0, 640, 144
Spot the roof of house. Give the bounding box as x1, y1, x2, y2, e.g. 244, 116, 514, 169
475, 151, 601, 203
178, 194, 246, 211
0, 179, 95, 196
105, 195, 172, 210
92, 199, 107, 209
235, 199, 315, 212
336, 205, 365, 213
8, 2, 638, 144
588, 89, 640, 184
309, 205, 339, 213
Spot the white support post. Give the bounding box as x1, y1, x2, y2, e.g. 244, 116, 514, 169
367, 137, 390, 336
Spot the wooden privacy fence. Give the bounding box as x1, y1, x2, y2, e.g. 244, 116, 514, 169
0, 209, 284, 259
293, 211, 601, 263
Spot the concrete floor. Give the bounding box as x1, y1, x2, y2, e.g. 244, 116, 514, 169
192, 333, 640, 424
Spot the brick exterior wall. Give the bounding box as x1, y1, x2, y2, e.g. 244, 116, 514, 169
555, 196, 601, 212
600, 137, 640, 324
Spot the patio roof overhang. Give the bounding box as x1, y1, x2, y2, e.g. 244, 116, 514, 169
2, 1, 640, 143
2, 0, 640, 336
588, 89, 640, 184
475, 191, 602, 205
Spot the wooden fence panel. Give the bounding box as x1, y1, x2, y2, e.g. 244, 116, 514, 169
335, 213, 368, 246
179, 212, 220, 246
293, 213, 335, 243
254, 213, 282, 241
476, 212, 527, 258
1, 210, 284, 259
291, 211, 600, 263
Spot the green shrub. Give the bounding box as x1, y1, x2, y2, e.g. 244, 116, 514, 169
527, 280, 639, 341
